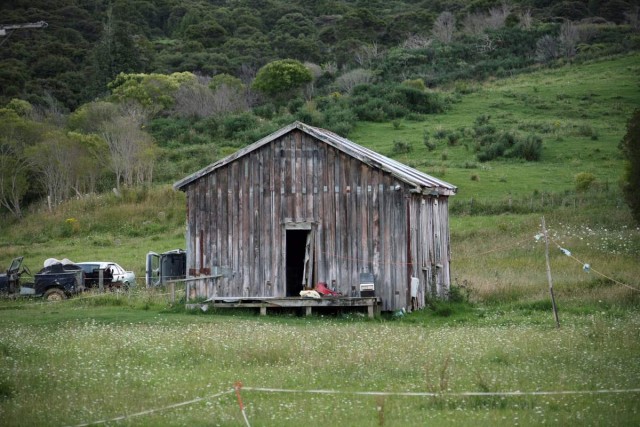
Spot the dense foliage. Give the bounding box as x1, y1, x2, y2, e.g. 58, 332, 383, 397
1, 0, 639, 217
252, 59, 312, 99
2, 0, 638, 110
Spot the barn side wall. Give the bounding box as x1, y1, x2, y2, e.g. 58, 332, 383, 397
408, 195, 451, 308
183, 129, 451, 311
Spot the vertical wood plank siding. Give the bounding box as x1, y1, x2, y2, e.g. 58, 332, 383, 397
183, 129, 451, 311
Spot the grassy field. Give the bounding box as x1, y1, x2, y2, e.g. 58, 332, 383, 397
0, 54, 639, 426
0, 296, 638, 426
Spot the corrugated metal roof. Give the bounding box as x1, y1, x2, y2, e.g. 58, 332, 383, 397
173, 121, 457, 196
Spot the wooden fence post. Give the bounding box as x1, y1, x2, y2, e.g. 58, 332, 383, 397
542, 216, 560, 328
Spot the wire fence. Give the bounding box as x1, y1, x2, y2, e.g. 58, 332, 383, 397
68, 382, 640, 427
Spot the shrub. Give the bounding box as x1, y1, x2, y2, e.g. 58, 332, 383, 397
349, 83, 446, 122
252, 59, 312, 97
423, 131, 436, 151
577, 123, 599, 140
475, 114, 491, 126
149, 118, 192, 147
446, 131, 461, 146
424, 140, 437, 151
536, 34, 560, 63
447, 282, 471, 303
475, 121, 542, 162
454, 81, 476, 94
253, 103, 275, 119
434, 127, 448, 139
352, 98, 386, 122
335, 68, 374, 93
6, 98, 32, 116
575, 172, 597, 192
392, 140, 412, 154
0, 378, 14, 399
222, 112, 258, 139
287, 98, 305, 114
477, 141, 506, 162
383, 103, 408, 119
392, 85, 447, 114
323, 104, 357, 130
327, 121, 354, 137
294, 107, 323, 126
477, 131, 509, 160
401, 78, 427, 91
192, 117, 219, 138
474, 124, 496, 138
506, 134, 543, 161
473, 114, 496, 139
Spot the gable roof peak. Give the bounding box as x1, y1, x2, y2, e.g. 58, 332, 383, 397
173, 121, 456, 196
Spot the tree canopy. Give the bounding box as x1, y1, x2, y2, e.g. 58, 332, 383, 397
108, 72, 196, 115
252, 59, 312, 98
1, 0, 637, 110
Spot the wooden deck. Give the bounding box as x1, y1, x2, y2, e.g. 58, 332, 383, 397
186, 296, 381, 318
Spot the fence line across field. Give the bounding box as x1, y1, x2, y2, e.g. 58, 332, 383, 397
68, 384, 640, 427
549, 237, 640, 292
69, 389, 235, 427
239, 385, 640, 398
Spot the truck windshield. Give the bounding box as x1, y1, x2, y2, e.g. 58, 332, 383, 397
8, 257, 23, 273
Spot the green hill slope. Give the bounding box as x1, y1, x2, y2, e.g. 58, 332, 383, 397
349, 53, 640, 205
1, 54, 638, 293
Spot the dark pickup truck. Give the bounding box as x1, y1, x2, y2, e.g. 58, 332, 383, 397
0, 257, 85, 301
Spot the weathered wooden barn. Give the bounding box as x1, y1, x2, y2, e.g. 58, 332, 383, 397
173, 121, 457, 312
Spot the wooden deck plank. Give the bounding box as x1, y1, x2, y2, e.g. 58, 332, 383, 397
189, 296, 381, 318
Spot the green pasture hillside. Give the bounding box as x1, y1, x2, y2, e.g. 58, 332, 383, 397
349, 54, 640, 207
0, 54, 639, 295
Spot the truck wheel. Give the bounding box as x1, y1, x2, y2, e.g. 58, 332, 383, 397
44, 288, 66, 301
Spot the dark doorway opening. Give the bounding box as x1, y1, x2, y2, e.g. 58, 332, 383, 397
286, 230, 309, 296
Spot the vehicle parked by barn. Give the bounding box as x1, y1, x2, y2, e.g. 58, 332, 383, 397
0, 257, 32, 295
145, 249, 186, 287
76, 262, 136, 289
0, 257, 85, 301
